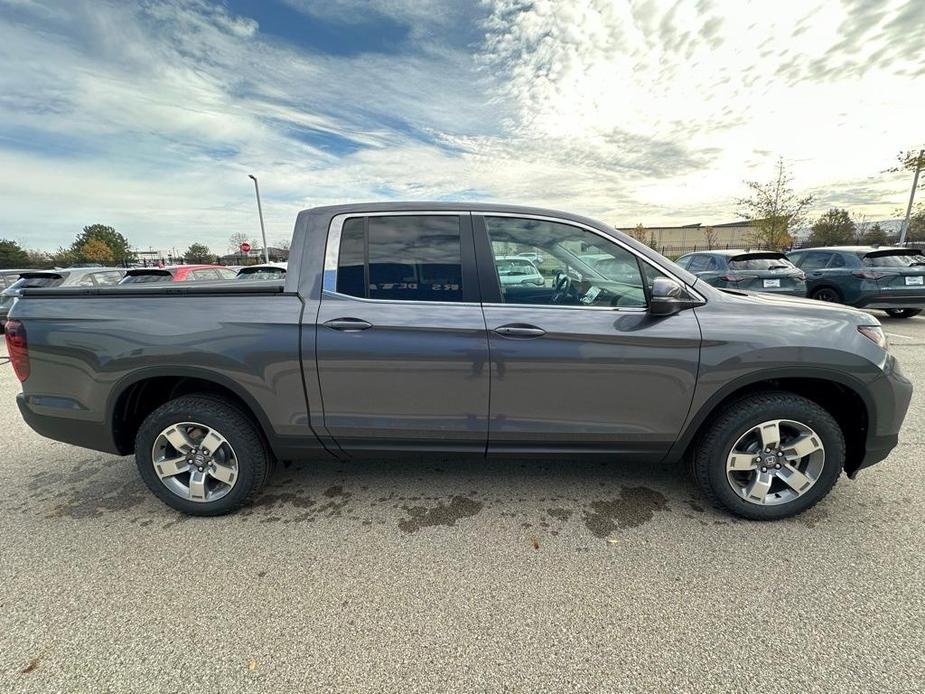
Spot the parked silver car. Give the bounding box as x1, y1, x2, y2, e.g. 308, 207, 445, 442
0, 267, 124, 331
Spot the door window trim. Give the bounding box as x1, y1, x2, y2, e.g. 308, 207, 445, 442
322, 210, 705, 308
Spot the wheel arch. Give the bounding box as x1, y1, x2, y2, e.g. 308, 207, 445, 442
674, 368, 872, 475
810, 284, 843, 301
107, 366, 277, 457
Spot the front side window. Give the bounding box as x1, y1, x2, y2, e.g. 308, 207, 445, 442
484, 217, 648, 308
335, 215, 464, 302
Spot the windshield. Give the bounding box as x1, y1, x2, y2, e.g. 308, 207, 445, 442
863, 253, 924, 267
728, 256, 795, 270
497, 259, 538, 276
120, 271, 172, 284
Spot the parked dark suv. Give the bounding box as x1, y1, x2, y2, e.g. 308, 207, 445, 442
675, 250, 806, 296
787, 246, 925, 318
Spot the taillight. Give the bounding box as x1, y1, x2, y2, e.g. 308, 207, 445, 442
853, 270, 886, 280
4, 319, 29, 382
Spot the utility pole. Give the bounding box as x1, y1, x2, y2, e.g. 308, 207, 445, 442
248, 174, 270, 263
899, 149, 923, 245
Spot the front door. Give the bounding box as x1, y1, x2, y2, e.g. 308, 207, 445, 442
315, 212, 490, 455
474, 214, 701, 460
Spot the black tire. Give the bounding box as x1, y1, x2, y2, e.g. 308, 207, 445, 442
884, 308, 921, 319
810, 286, 842, 303
692, 391, 845, 521
134, 394, 270, 516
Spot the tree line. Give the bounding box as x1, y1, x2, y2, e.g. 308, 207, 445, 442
0, 226, 290, 269
629, 151, 924, 252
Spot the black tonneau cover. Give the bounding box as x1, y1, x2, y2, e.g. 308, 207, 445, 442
22, 279, 286, 298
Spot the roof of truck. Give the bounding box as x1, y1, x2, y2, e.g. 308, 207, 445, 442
303, 201, 602, 225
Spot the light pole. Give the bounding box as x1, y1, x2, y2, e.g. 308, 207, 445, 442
899, 149, 923, 245
248, 174, 270, 263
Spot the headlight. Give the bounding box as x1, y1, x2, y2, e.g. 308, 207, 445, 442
858, 325, 888, 350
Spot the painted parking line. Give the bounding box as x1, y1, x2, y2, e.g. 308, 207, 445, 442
884, 332, 914, 340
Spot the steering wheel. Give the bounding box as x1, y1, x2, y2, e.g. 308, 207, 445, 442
552, 272, 573, 304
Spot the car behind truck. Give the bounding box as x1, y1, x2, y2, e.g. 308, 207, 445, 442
6, 202, 912, 520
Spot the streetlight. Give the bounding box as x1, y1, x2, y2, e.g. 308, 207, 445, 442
248, 174, 270, 264
899, 149, 924, 245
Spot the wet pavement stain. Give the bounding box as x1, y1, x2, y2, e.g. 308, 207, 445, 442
398, 495, 484, 533
582, 486, 669, 538
547, 508, 573, 522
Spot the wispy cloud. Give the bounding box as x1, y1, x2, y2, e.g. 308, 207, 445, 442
0, 0, 921, 252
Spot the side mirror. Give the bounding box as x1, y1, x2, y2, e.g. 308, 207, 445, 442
649, 277, 701, 316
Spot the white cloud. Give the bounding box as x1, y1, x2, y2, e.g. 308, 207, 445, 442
0, 0, 922, 253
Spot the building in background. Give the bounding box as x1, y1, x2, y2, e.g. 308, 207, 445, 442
617, 220, 757, 256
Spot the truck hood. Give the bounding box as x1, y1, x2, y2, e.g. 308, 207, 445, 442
714, 287, 879, 324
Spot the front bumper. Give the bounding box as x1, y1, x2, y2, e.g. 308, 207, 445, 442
848, 357, 913, 477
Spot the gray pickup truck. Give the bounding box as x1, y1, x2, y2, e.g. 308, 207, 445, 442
6, 203, 912, 520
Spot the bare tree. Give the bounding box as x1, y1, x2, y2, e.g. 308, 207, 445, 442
702, 226, 718, 250
629, 223, 648, 243
734, 158, 813, 251
228, 232, 249, 254
851, 211, 870, 243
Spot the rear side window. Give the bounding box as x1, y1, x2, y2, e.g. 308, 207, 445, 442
191, 269, 221, 280
797, 252, 832, 270
335, 215, 464, 302
686, 255, 714, 272
863, 253, 919, 267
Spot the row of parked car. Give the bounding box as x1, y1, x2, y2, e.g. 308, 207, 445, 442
672, 245, 925, 318
0, 262, 288, 330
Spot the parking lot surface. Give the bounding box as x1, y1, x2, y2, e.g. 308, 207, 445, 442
1, 316, 924, 693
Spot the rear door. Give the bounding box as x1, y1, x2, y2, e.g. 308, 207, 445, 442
315, 212, 490, 454
474, 214, 701, 460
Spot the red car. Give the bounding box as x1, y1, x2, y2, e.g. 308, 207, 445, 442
119, 265, 238, 284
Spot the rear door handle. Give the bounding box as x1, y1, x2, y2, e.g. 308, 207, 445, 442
324, 318, 372, 331
493, 324, 546, 338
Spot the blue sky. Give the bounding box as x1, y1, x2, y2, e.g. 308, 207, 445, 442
0, 0, 923, 253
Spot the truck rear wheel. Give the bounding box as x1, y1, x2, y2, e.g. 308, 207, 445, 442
692, 392, 844, 520
134, 394, 270, 515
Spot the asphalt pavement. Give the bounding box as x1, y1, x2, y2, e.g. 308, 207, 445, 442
0, 316, 923, 693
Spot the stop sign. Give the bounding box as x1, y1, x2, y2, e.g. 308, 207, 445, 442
240, 242, 251, 253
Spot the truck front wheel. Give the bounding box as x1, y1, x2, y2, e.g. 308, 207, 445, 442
134, 394, 271, 515
692, 392, 845, 520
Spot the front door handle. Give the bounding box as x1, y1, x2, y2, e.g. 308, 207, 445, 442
493, 324, 546, 338
324, 318, 372, 331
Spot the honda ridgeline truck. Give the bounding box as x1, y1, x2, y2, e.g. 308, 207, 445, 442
6, 203, 912, 520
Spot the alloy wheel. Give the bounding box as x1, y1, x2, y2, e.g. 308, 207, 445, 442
151, 421, 239, 502
725, 419, 825, 506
